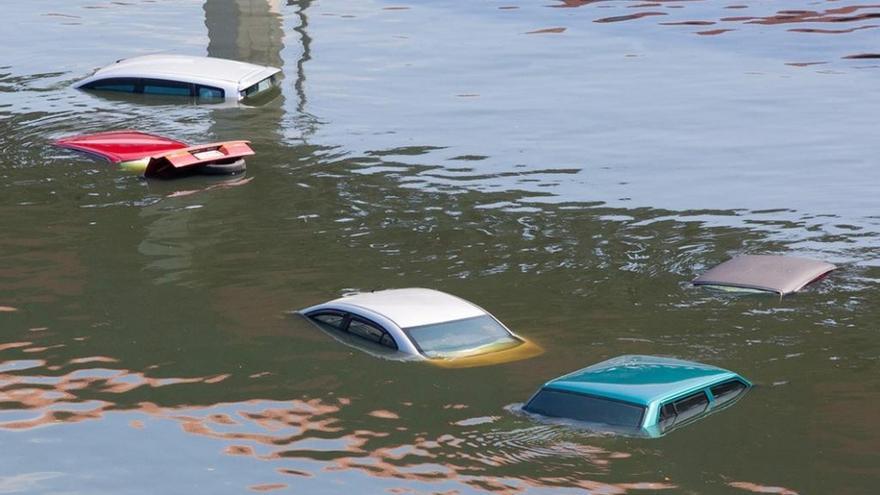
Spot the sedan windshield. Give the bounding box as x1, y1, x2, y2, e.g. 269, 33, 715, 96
404, 315, 518, 358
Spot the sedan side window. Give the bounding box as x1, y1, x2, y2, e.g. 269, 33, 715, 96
82, 77, 139, 93
311, 312, 346, 330
348, 318, 397, 350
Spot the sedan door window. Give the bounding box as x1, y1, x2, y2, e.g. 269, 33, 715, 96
310, 312, 346, 329
348, 317, 397, 350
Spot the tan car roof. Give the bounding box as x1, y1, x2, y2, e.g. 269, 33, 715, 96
693, 255, 836, 295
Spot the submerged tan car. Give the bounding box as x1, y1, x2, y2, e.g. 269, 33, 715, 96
694, 255, 836, 295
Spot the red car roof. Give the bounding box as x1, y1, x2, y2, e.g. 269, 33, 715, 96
54, 130, 188, 163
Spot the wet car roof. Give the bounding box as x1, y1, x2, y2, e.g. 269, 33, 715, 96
89, 54, 276, 84
542, 355, 741, 406
54, 130, 187, 163
693, 255, 836, 295
318, 288, 486, 329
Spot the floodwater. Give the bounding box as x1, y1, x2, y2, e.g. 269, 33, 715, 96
1, 0, 879, 493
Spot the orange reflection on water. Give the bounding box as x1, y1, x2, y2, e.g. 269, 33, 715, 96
728, 481, 799, 494
595, 12, 667, 23
248, 483, 288, 492
549, 0, 880, 45
0, 358, 246, 431
526, 27, 567, 34
729, 5, 880, 26
0, 342, 32, 352
0, 357, 675, 494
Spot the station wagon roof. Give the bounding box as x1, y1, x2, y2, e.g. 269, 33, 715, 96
693, 255, 836, 295
543, 355, 741, 406
318, 288, 487, 329
81, 54, 279, 86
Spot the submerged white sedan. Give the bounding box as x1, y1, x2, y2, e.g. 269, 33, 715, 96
299, 288, 540, 365
74, 54, 281, 102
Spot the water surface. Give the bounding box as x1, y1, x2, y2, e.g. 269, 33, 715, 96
1, 0, 879, 493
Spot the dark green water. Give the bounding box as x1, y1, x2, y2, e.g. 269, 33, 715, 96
2, 1, 879, 493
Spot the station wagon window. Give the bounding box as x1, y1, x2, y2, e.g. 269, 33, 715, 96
82, 77, 138, 93
658, 403, 677, 430
525, 389, 645, 428
142, 79, 192, 97
710, 380, 747, 406
659, 391, 710, 431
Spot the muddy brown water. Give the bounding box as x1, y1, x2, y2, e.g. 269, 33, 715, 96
1, 1, 879, 493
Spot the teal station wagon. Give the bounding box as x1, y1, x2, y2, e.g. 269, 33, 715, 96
523, 355, 751, 437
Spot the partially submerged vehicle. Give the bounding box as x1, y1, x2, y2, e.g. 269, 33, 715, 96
693, 255, 836, 296
522, 355, 751, 437
54, 130, 253, 179
74, 54, 281, 103
299, 288, 541, 367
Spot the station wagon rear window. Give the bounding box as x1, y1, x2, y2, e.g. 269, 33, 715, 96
525, 389, 645, 428
403, 315, 517, 358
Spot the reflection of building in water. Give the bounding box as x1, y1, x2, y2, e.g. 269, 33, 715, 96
204, 0, 285, 67
135, 1, 290, 285
202, 0, 319, 138
289, 0, 312, 116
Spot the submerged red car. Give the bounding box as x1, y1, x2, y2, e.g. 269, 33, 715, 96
54, 130, 253, 178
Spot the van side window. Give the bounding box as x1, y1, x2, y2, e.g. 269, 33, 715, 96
348, 318, 397, 350
197, 85, 225, 99
142, 79, 193, 97
82, 77, 138, 93
710, 380, 747, 405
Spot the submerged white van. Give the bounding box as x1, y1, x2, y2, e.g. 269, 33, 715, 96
74, 54, 281, 102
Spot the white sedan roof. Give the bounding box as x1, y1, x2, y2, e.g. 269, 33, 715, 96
321, 288, 487, 329
76, 54, 279, 90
